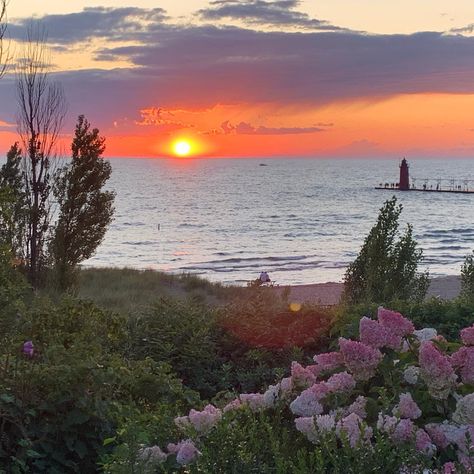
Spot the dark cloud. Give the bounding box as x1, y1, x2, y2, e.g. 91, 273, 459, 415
1, 8, 474, 134
198, 0, 346, 31
8, 7, 168, 43
450, 24, 474, 34
219, 120, 324, 135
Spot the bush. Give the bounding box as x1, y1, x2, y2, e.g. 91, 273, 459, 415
461, 251, 474, 304
0, 297, 196, 473
343, 197, 428, 305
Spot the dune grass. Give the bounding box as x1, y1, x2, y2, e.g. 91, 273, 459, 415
74, 267, 243, 313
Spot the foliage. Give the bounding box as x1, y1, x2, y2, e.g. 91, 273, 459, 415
0, 143, 28, 258
343, 197, 428, 305
460, 251, 474, 304
139, 308, 473, 473
336, 298, 474, 342
52, 116, 115, 290
0, 296, 195, 473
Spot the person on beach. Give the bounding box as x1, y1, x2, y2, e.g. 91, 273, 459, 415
259, 271, 271, 283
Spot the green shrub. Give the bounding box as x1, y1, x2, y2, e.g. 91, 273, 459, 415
343, 197, 428, 305
461, 251, 474, 303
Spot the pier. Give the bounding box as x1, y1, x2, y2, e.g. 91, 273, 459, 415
375, 159, 474, 194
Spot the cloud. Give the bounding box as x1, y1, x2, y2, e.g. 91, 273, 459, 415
8, 7, 168, 44
218, 120, 324, 135
198, 0, 346, 31
1, 8, 474, 137
134, 107, 192, 132
450, 24, 474, 35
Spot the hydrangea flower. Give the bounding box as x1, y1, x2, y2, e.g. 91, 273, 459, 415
291, 361, 317, 388
338, 338, 383, 381
263, 383, 281, 408
223, 398, 242, 413
452, 393, 474, 425
295, 417, 318, 443
175, 440, 200, 466
393, 393, 422, 420
377, 307, 415, 337
289, 385, 326, 417
240, 393, 266, 412
336, 413, 373, 448
450, 346, 474, 385
425, 423, 449, 449
403, 366, 420, 385
413, 328, 438, 343
415, 429, 436, 457
315, 414, 336, 432
313, 351, 344, 372
359, 317, 401, 349
419, 341, 457, 400
138, 445, 168, 465
346, 396, 367, 419
23, 341, 34, 357
326, 371, 356, 394
460, 325, 474, 346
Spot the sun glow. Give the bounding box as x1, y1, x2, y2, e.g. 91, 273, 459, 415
173, 140, 192, 157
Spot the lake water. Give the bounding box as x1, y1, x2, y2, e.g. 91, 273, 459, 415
84, 158, 474, 285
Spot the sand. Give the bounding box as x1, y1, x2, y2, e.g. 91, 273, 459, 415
275, 275, 461, 306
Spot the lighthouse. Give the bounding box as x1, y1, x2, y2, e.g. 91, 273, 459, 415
399, 158, 409, 190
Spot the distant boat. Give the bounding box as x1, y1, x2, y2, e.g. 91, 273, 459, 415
259, 163, 268, 166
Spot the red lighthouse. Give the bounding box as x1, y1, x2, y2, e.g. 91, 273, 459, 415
399, 158, 409, 190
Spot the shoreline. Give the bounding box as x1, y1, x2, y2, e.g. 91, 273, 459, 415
272, 275, 461, 306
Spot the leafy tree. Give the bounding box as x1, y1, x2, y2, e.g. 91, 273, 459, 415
343, 196, 428, 304
0, 143, 28, 259
51, 115, 115, 289
460, 251, 474, 303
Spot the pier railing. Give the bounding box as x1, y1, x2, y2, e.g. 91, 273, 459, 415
376, 177, 474, 194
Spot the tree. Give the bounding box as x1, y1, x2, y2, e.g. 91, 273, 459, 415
343, 196, 428, 304
460, 251, 474, 303
16, 26, 67, 287
0, 143, 28, 259
51, 115, 115, 289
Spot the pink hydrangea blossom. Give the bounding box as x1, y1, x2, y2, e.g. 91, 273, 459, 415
451, 346, 474, 385
295, 417, 318, 443
393, 393, 422, 420
346, 396, 367, 419
338, 338, 383, 381
415, 428, 436, 457
425, 423, 449, 449
419, 341, 457, 400
188, 405, 222, 434
460, 324, 474, 346
336, 413, 373, 448
175, 440, 200, 466
280, 377, 293, 396
240, 393, 266, 412
442, 462, 457, 474
377, 414, 398, 434
359, 317, 401, 350
291, 361, 317, 388
392, 418, 415, 444
313, 351, 344, 371
174, 416, 191, 431
377, 307, 415, 337
289, 385, 325, 417
223, 398, 242, 413
326, 371, 356, 394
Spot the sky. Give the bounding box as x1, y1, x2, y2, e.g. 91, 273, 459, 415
0, 0, 473, 158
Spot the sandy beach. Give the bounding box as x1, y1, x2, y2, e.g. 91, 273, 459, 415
274, 275, 461, 306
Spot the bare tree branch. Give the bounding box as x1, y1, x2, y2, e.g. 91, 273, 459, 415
16, 24, 67, 287
0, 0, 7, 77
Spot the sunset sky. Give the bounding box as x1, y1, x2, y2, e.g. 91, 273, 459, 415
0, 0, 473, 158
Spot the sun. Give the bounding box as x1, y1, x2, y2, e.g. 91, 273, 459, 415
173, 140, 192, 157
